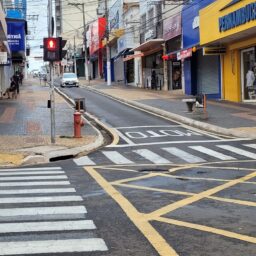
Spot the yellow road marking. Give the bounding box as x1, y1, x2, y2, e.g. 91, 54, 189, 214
101, 167, 139, 173
115, 183, 256, 207
146, 171, 256, 219
168, 165, 198, 174
111, 173, 158, 185
85, 167, 179, 256
158, 173, 256, 185
195, 165, 256, 171
155, 217, 256, 244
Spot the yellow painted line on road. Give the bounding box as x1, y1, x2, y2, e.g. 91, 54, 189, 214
158, 173, 256, 185
155, 216, 256, 244
115, 183, 256, 207
168, 165, 198, 174
195, 165, 256, 172
102, 167, 139, 173
85, 167, 179, 256
115, 183, 194, 196
111, 173, 158, 185
146, 171, 256, 219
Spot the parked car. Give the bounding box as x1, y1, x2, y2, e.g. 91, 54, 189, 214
60, 73, 79, 88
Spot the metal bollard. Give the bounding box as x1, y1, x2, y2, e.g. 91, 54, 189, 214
74, 111, 85, 138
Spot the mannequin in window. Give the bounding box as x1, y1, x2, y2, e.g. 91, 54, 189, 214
246, 68, 255, 99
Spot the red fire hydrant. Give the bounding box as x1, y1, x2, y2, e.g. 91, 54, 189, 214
74, 111, 85, 138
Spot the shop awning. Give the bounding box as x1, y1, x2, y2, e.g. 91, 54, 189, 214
132, 39, 164, 52
113, 48, 133, 61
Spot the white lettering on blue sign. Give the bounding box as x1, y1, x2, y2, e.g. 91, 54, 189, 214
219, 2, 256, 32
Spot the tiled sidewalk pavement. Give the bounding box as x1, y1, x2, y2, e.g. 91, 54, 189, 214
0, 78, 98, 166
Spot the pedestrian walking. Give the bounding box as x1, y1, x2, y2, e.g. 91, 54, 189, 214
3, 77, 18, 99
13, 72, 20, 94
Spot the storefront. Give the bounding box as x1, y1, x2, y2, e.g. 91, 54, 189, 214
88, 18, 106, 79
200, 0, 256, 102
182, 0, 220, 98
132, 39, 164, 89
163, 13, 182, 91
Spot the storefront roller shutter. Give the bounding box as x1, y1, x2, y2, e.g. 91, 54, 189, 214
197, 50, 219, 95
114, 58, 124, 82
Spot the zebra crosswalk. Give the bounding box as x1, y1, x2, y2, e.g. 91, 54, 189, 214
74, 143, 256, 166
0, 166, 108, 255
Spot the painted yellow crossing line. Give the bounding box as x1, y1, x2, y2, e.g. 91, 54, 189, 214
146, 171, 256, 219
85, 167, 179, 256
155, 217, 256, 244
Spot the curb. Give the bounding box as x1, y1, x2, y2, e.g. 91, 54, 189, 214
84, 85, 255, 140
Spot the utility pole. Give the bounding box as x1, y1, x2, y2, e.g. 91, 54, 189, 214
74, 36, 77, 75
48, 0, 56, 144
68, 2, 89, 81
105, 0, 111, 86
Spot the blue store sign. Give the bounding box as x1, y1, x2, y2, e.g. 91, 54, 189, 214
182, 0, 215, 49
7, 21, 25, 52
219, 2, 256, 32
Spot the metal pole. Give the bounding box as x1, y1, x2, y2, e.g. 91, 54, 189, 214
105, 0, 111, 86
48, 0, 55, 144
82, 3, 89, 81
74, 36, 77, 75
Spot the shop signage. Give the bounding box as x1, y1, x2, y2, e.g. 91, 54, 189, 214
219, 2, 256, 32
203, 47, 226, 55
7, 20, 25, 52
192, 16, 200, 29
145, 29, 155, 40
177, 48, 192, 60
220, 0, 242, 11
163, 13, 181, 41
0, 52, 7, 64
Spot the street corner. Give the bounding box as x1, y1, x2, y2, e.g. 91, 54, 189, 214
0, 152, 25, 167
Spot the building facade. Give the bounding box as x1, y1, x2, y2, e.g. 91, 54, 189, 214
200, 0, 256, 102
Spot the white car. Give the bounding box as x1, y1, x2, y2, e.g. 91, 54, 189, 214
61, 73, 79, 87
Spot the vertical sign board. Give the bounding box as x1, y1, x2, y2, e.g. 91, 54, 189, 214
7, 21, 25, 52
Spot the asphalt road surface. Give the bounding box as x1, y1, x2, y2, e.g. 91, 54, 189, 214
0, 86, 255, 256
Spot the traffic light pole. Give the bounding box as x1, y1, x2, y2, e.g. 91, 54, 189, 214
48, 0, 56, 144
105, 0, 111, 86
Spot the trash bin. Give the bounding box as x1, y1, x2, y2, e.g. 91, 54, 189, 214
75, 98, 86, 112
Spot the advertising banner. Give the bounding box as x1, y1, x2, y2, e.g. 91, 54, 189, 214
163, 13, 181, 41
7, 20, 25, 52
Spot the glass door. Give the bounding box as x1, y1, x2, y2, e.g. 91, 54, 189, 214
241, 47, 256, 101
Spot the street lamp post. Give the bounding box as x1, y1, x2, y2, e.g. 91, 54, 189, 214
68, 2, 89, 81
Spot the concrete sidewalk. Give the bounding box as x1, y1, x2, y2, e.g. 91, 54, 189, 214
0, 78, 102, 166
80, 79, 256, 139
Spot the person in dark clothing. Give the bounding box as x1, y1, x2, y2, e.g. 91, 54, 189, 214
3, 77, 17, 99
19, 72, 24, 85
13, 72, 20, 94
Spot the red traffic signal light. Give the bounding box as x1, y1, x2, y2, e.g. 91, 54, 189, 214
43, 37, 62, 61
46, 38, 57, 51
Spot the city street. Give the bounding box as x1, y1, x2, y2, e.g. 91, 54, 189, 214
0, 86, 255, 255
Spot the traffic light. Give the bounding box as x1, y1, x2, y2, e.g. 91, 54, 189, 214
43, 37, 62, 62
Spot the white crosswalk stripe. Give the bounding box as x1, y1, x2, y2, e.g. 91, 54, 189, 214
0, 206, 87, 217
133, 149, 172, 164
102, 151, 134, 164
0, 239, 108, 255
0, 195, 83, 204
217, 145, 256, 159
163, 147, 206, 163
243, 144, 256, 150
0, 171, 65, 176
0, 220, 96, 233
0, 181, 70, 187
0, 175, 68, 181
189, 146, 236, 161
73, 156, 96, 166
0, 188, 76, 195
0, 166, 108, 254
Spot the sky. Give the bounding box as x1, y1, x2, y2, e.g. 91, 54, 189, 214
27, 0, 49, 71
